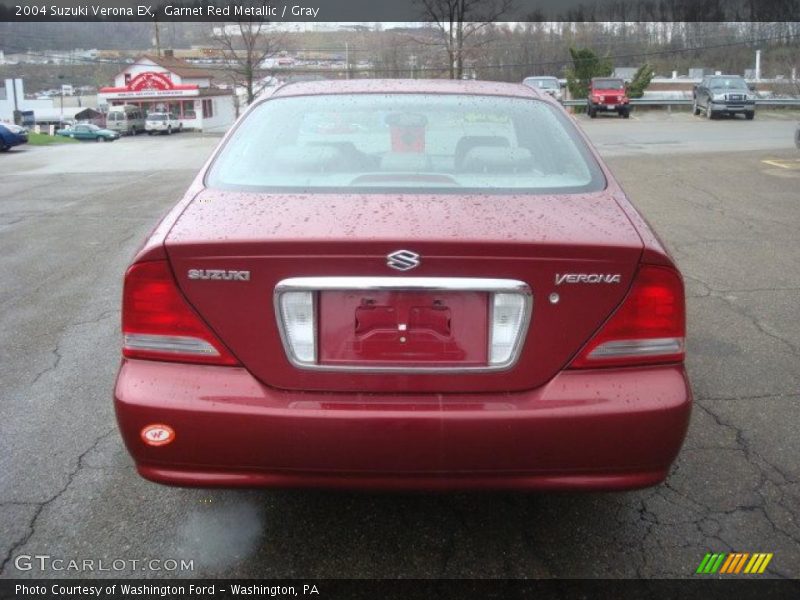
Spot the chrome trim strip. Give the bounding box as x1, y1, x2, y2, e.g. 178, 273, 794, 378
587, 337, 684, 359
123, 334, 220, 356
273, 277, 532, 373
276, 277, 530, 294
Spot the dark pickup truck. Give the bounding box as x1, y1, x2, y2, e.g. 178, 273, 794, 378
693, 75, 756, 120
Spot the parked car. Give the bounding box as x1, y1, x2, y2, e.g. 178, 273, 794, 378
115, 80, 690, 492
56, 124, 120, 142
693, 75, 756, 120
146, 112, 183, 135
106, 105, 145, 135
587, 77, 630, 118
522, 76, 563, 102
0, 123, 29, 151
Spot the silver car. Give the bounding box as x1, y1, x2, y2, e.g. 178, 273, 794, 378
522, 76, 564, 102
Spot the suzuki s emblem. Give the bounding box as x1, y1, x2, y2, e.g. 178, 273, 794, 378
386, 250, 420, 271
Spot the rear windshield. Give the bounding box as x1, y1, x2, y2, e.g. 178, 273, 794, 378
206, 93, 605, 194
148, 114, 167, 121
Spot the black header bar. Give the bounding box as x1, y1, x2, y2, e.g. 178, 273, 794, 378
1, 0, 799, 22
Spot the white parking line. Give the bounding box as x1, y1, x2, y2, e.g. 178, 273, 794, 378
761, 159, 800, 170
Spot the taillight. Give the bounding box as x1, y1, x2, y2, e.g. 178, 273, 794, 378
569, 265, 685, 369
278, 291, 316, 365
489, 293, 528, 365
122, 261, 239, 365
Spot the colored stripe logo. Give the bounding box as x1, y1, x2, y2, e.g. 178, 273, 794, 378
696, 552, 773, 574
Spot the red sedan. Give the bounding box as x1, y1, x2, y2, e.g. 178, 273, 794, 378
115, 80, 691, 491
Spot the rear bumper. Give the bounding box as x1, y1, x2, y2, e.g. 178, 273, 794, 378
114, 359, 692, 491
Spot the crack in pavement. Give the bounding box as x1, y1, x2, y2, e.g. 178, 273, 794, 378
29, 346, 62, 387
695, 397, 797, 487
698, 393, 800, 402
715, 295, 800, 358
619, 388, 800, 578
684, 271, 800, 358
692, 401, 800, 551
0, 428, 116, 575
27, 309, 118, 386
683, 274, 800, 296
677, 178, 796, 234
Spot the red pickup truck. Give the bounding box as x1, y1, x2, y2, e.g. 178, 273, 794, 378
587, 77, 631, 118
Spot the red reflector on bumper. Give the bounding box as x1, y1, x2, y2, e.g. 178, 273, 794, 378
141, 424, 176, 447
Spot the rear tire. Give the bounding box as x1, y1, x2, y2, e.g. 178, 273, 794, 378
745, 111, 755, 120
97, 136, 105, 142
167, 126, 172, 135
693, 100, 701, 116
588, 106, 597, 119
621, 109, 630, 119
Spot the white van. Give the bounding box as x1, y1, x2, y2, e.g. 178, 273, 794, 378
106, 105, 145, 135
145, 112, 183, 135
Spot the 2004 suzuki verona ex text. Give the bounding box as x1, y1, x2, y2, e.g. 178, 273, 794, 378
114, 80, 691, 491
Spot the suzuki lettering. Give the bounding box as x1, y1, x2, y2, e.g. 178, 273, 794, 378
188, 269, 250, 281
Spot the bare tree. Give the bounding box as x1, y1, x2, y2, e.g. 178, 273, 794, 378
210, 19, 283, 105
416, 0, 514, 79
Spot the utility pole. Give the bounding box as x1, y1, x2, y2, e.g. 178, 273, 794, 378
755, 49, 762, 81
11, 77, 18, 112
11, 77, 19, 125
154, 22, 162, 57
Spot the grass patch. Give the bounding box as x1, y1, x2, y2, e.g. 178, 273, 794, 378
26, 132, 79, 146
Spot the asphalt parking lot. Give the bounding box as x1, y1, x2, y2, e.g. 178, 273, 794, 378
1, 113, 799, 579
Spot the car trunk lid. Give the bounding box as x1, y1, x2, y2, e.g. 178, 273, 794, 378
164, 189, 643, 393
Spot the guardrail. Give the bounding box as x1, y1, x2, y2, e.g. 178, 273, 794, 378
563, 98, 800, 108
